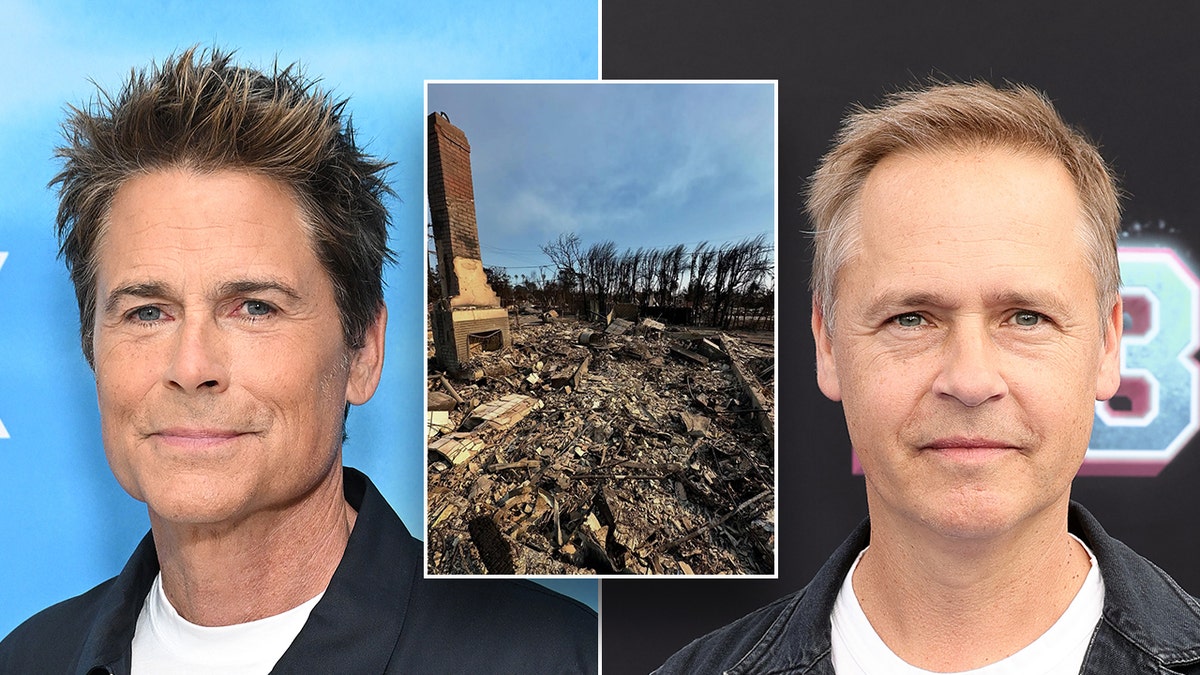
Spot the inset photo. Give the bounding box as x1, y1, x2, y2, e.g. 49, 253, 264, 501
425, 81, 777, 577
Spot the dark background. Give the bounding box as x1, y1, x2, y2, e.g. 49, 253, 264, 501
601, 2, 1200, 672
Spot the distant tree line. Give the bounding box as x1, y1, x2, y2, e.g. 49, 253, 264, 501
428, 233, 774, 330
536, 233, 774, 329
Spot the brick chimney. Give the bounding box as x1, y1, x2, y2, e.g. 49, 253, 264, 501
427, 112, 510, 373
428, 112, 500, 308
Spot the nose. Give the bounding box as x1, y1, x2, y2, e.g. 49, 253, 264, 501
931, 325, 1008, 407
163, 317, 228, 392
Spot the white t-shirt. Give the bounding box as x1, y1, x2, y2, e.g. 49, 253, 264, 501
830, 536, 1104, 674
131, 573, 323, 674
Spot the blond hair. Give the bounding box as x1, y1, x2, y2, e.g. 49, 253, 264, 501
807, 81, 1120, 329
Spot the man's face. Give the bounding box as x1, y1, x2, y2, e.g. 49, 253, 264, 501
813, 147, 1122, 539
93, 169, 384, 527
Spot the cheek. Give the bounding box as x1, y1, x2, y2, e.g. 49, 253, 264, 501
839, 347, 929, 412
837, 371, 905, 455
1018, 379, 1081, 420
1010, 352, 1098, 413
95, 374, 146, 470
95, 347, 154, 422
93, 371, 150, 501
248, 341, 348, 424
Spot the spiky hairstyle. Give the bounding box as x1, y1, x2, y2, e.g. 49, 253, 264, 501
54, 46, 394, 365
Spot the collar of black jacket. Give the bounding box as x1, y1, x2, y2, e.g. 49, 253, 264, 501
81, 467, 417, 674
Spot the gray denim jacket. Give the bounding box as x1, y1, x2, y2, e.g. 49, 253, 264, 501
657, 503, 1200, 674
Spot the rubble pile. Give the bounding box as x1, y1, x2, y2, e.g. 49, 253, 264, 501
427, 313, 775, 576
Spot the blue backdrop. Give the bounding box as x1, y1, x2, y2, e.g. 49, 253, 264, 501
0, 0, 599, 636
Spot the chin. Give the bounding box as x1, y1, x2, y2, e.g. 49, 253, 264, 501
147, 500, 251, 528
917, 491, 1033, 540
137, 476, 253, 527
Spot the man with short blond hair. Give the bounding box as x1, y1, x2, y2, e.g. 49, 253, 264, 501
657, 82, 1200, 674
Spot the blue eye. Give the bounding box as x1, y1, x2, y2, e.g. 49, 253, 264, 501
894, 313, 924, 327
134, 306, 162, 322
244, 300, 272, 316
1013, 311, 1042, 326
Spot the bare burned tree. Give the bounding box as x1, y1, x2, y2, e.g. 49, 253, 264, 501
686, 242, 716, 314
655, 243, 686, 308
583, 240, 618, 319
639, 247, 659, 305
616, 248, 639, 302
708, 235, 773, 327
541, 233, 587, 316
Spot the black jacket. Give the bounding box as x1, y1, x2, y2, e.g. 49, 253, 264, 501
0, 468, 598, 674
656, 503, 1200, 674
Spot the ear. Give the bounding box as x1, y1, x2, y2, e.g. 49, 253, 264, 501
346, 305, 387, 405
1095, 295, 1123, 401
813, 296, 842, 402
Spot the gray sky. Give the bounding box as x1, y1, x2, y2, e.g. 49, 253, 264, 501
426, 82, 776, 281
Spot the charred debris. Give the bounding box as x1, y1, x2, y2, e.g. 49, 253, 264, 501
427, 309, 775, 576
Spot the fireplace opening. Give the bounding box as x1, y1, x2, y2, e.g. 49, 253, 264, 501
468, 329, 504, 357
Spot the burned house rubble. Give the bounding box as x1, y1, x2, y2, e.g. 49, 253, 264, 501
426, 312, 775, 576
425, 111, 775, 575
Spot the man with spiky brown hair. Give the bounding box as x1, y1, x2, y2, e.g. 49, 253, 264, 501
0, 48, 597, 674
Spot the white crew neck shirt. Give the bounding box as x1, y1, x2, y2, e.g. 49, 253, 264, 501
830, 535, 1104, 674
131, 573, 323, 674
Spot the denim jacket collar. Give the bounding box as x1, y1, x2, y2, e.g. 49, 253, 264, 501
718, 502, 1200, 674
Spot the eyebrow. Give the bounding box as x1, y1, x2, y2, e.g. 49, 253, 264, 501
102, 278, 303, 314
986, 289, 1074, 316
864, 291, 951, 316
103, 282, 171, 314
216, 279, 303, 303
